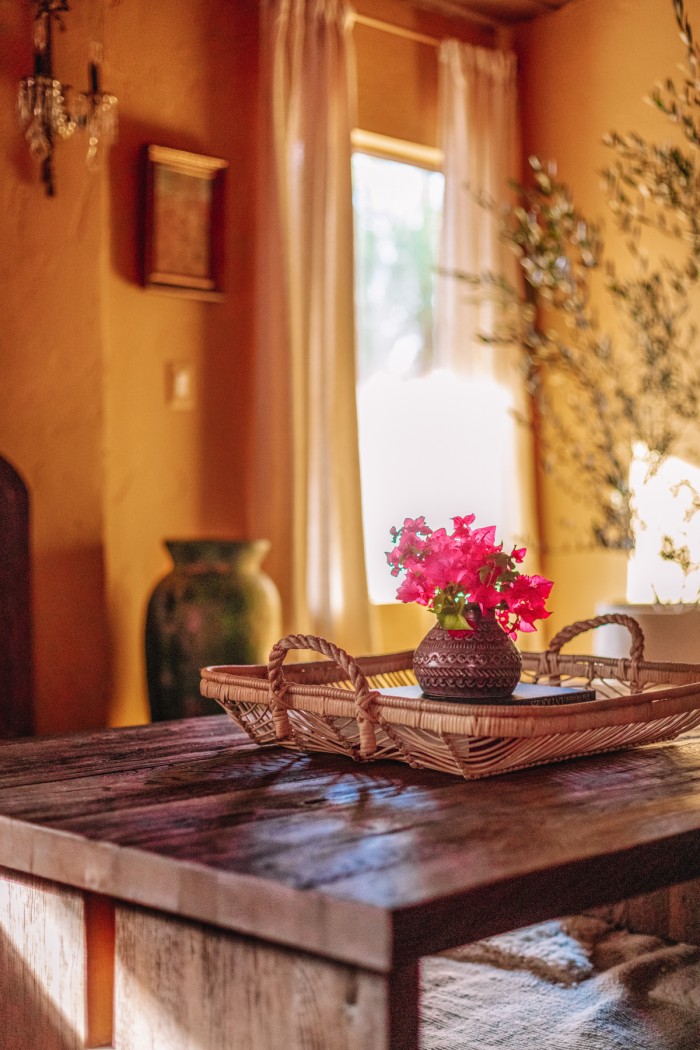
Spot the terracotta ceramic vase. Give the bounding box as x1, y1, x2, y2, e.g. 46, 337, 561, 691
145, 539, 281, 721
413, 612, 522, 701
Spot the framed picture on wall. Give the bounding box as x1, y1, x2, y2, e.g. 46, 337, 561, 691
143, 145, 228, 300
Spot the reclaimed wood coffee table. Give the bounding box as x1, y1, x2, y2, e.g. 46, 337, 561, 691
2, 716, 700, 1049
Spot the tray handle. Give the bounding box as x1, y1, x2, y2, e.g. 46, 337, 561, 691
547, 613, 645, 663
267, 634, 378, 758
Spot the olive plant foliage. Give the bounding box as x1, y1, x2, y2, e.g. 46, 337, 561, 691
455, 0, 700, 553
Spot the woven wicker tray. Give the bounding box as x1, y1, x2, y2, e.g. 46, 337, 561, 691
200, 614, 700, 780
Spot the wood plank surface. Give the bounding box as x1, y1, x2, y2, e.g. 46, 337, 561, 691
0, 868, 87, 1050
0, 717, 236, 788
0, 868, 115, 1049
2, 718, 700, 969
114, 904, 419, 1050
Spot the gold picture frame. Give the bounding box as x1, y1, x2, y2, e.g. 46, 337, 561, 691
143, 145, 228, 301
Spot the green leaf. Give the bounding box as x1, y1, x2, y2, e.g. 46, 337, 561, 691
436, 610, 470, 630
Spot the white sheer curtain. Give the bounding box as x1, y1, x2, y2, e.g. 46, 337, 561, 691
434, 40, 539, 557
251, 0, 374, 654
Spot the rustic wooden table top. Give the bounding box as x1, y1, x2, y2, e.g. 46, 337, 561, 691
1, 716, 700, 972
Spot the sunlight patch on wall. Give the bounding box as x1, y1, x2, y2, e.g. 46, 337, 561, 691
627, 444, 700, 604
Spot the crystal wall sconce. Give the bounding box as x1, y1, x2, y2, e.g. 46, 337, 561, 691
17, 0, 118, 197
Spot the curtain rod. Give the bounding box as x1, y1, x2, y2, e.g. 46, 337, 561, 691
351, 9, 498, 43
351, 14, 440, 48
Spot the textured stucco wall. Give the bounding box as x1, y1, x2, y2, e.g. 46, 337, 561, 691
0, 0, 258, 731
1, 0, 109, 732
102, 0, 258, 727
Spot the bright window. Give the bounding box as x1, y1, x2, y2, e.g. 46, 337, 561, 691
352, 151, 444, 383
352, 148, 445, 602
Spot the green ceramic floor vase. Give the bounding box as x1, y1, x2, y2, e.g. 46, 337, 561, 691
146, 539, 282, 721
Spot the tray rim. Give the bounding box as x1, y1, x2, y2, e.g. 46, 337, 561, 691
200, 661, 700, 739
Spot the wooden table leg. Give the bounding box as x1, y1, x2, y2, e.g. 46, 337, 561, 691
0, 867, 114, 1050
589, 876, 700, 946
114, 904, 419, 1050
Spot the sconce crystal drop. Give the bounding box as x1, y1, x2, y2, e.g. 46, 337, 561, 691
73, 48, 119, 169
75, 92, 119, 168
17, 1, 119, 196
17, 75, 76, 163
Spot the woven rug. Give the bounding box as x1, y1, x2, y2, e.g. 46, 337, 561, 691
421, 915, 700, 1049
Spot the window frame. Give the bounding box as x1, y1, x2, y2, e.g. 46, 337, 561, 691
351, 129, 443, 172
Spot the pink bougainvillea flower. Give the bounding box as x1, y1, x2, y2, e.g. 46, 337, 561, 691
396, 574, 432, 606
451, 514, 476, 532
387, 515, 553, 638
471, 525, 498, 547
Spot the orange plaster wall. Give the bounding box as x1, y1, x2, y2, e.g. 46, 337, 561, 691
515, 0, 694, 641
103, 0, 258, 727
354, 0, 492, 146
1, 0, 109, 733
1, 0, 258, 732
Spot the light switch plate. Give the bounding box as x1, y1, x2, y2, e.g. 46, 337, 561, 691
165, 360, 195, 410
